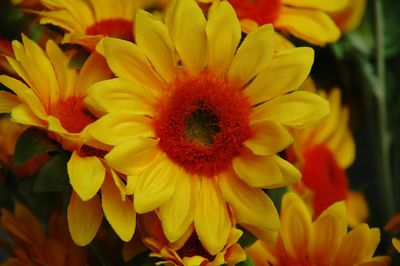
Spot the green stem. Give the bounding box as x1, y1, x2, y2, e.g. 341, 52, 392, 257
373, 0, 395, 221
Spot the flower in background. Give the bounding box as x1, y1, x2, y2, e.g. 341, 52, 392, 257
246, 192, 390, 266
199, 0, 346, 46
37, 0, 161, 50
137, 211, 246, 265
330, 0, 366, 33
0, 203, 87, 266
86, 0, 329, 256
385, 214, 400, 253
0, 39, 15, 76
0, 36, 136, 246
287, 79, 368, 227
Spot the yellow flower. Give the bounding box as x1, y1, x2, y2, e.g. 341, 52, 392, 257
86, 0, 329, 255
38, 0, 160, 49
330, 0, 366, 33
246, 192, 391, 266
0, 36, 136, 246
287, 80, 368, 227
0, 202, 88, 266
199, 0, 346, 46
136, 212, 246, 266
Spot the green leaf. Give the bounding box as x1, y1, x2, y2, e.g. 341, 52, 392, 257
236, 256, 255, 266
13, 128, 61, 166
33, 152, 71, 193
237, 225, 257, 248
265, 186, 287, 213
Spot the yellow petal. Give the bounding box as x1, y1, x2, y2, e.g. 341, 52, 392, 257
244, 47, 314, 105
206, 1, 241, 75
105, 137, 160, 176
134, 155, 179, 213
0, 91, 19, 113
280, 192, 312, 261
252, 91, 330, 128
332, 224, 380, 265
282, 0, 347, 12
68, 151, 105, 201
244, 120, 293, 156
330, 0, 366, 33
135, 10, 179, 82
194, 177, 230, 255
87, 112, 153, 146
393, 238, 400, 253
275, 6, 340, 46
159, 172, 200, 243
11, 103, 45, 127
218, 171, 279, 232
228, 24, 274, 87
103, 38, 165, 93
347, 191, 369, 227
85, 78, 155, 116
165, 0, 207, 74
102, 175, 136, 242
67, 192, 102, 246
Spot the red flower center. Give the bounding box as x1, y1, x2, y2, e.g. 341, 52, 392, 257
228, 0, 282, 25
301, 144, 349, 217
86, 19, 133, 41
50, 96, 96, 133
154, 72, 251, 177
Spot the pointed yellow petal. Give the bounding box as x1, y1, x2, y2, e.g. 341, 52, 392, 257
218, 171, 279, 232
194, 177, 230, 255
105, 137, 160, 176
165, 0, 207, 74
252, 91, 330, 128
244, 47, 314, 105
393, 238, 400, 253
67, 192, 102, 246
206, 1, 241, 75
228, 24, 274, 87
244, 120, 293, 156
103, 38, 165, 92
68, 151, 105, 201
102, 176, 136, 242
275, 7, 340, 46
134, 155, 179, 213
11, 103, 45, 127
85, 78, 155, 116
87, 112, 153, 146
159, 172, 200, 243
347, 191, 369, 227
0, 91, 19, 113
135, 10, 179, 82
282, 0, 347, 12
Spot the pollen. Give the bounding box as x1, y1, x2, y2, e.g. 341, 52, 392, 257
154, 72, 251, 177
50, 96, 96, 134
86, 19, 133, 41
228, 0, 282, 25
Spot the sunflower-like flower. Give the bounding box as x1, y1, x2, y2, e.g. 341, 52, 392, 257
287, 80, 368, 226
0, 36, 137, 246
199, 0, 347, 46
37, 0, 161, 49
86, 0, 329, 255
0, 203, 87, 266
136, 211, 246, 265
246, 192, 391, 266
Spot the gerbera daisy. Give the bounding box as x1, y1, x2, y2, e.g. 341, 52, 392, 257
0, 36, 135, 246
137, 211, 246, 265
199, 0, 345, 46
37, 0, 161, 50
86, 0, 329, 255
246, 192, 391, 266
286, 80, 368, 226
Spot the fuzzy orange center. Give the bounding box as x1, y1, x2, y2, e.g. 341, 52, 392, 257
228, 0, 282, 25
301, 144, 349, 217
154, 72, 251, 177
50, 96, 96, 133
86, 19, 133, 41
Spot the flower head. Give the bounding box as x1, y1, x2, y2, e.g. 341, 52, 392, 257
86, 0, 329, 255
246, 192, 391, 266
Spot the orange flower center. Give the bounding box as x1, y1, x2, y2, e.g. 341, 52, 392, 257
228, 0, 282, 25
154, 72, 251, 177
86, 19, 133, 41
50, 96, 96, 133
301, 144, 349, 217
